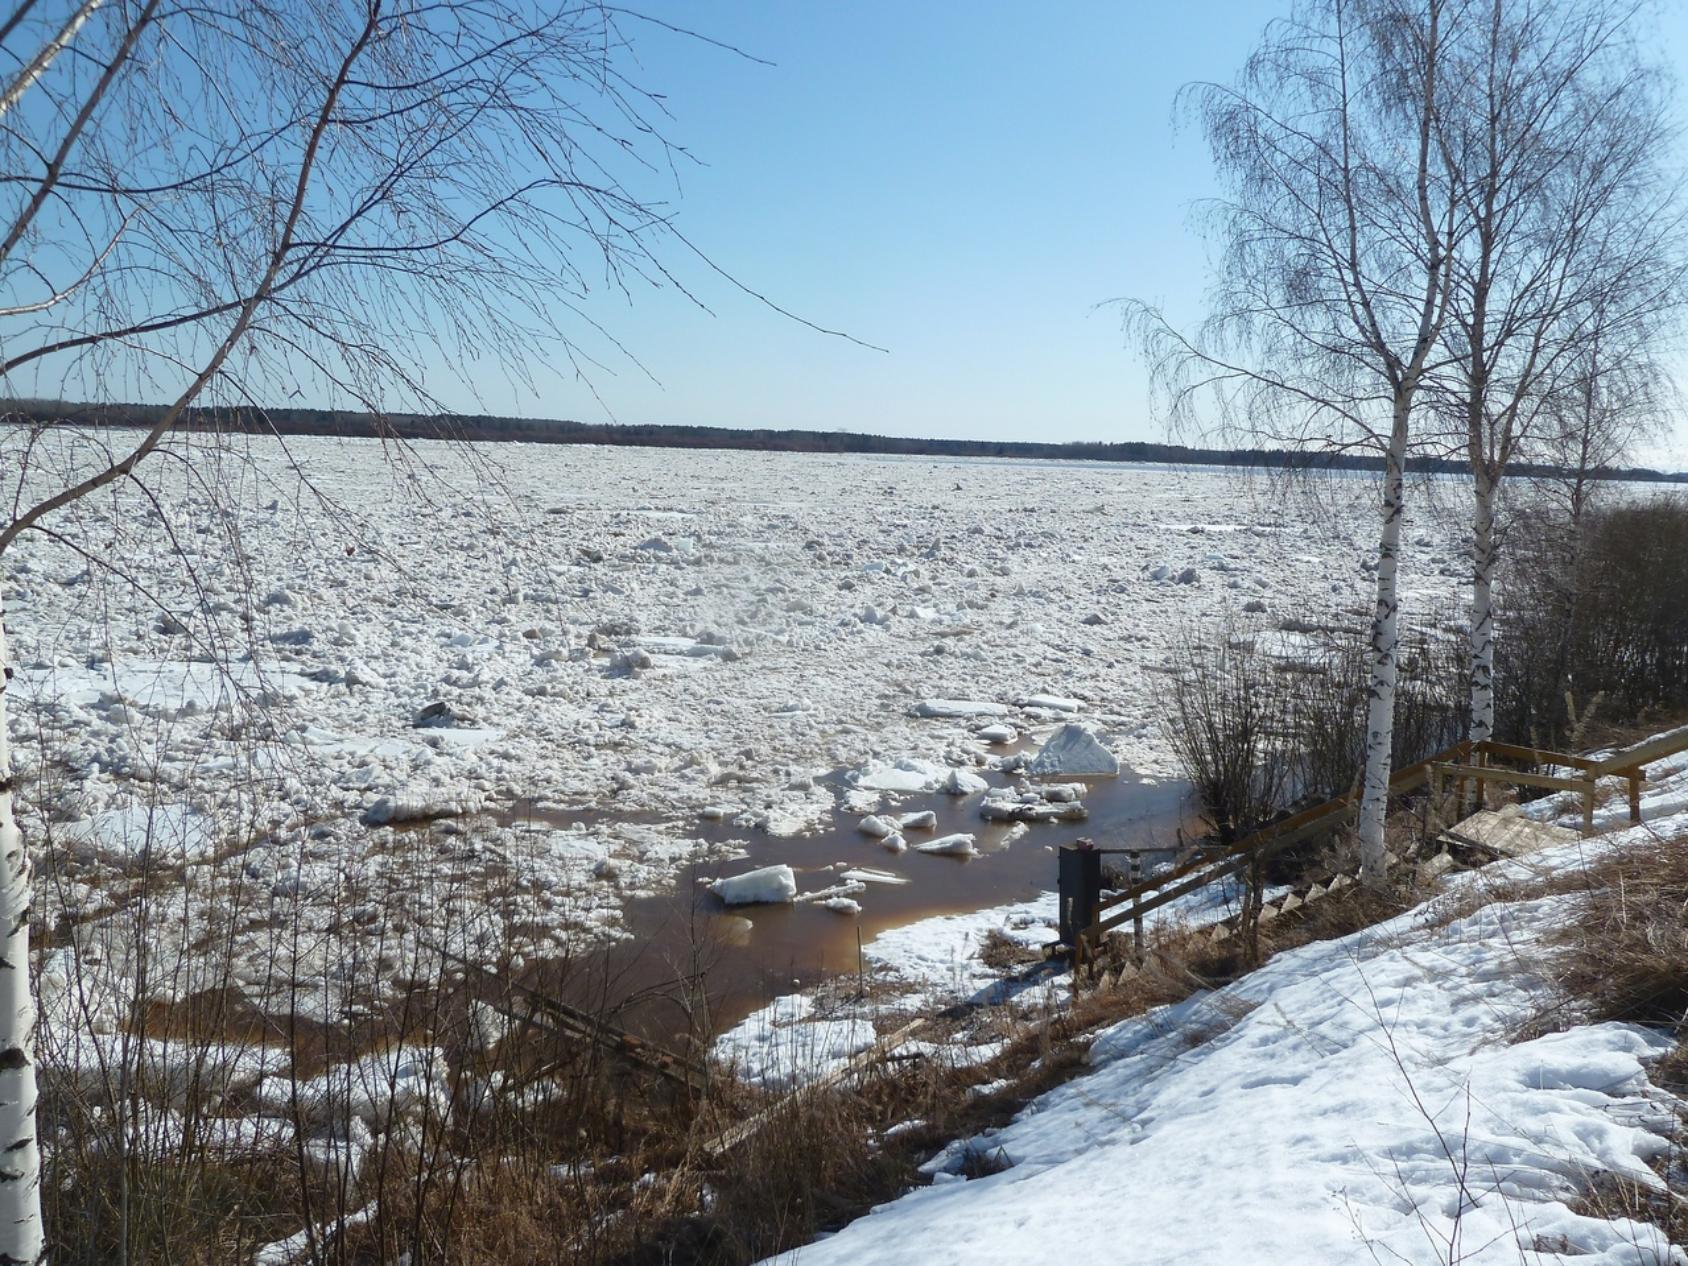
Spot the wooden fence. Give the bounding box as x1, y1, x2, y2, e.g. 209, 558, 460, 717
1054, 725, 1688, 964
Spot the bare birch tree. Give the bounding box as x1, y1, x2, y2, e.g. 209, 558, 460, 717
1427, 0, 1685, 744
1536, 319, 1674, 529
1127, 0, 1460, 884
0, 3, 783, 1258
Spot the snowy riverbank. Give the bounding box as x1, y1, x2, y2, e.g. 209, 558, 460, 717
766, 822, 1688, 1266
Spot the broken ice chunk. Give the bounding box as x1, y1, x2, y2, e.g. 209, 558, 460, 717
709, 865, 797, 906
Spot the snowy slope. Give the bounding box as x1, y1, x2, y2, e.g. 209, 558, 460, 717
768, 826, 1687, 1266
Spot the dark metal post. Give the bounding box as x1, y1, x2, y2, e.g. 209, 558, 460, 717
1128, 850, 1144, 963
1058, 841, 1102, 959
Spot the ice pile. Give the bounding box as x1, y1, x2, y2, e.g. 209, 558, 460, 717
979, 782, 1087, 824
1025, 724, 1119, 776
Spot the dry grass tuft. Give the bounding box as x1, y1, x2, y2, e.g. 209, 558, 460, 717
1551, 838, 1688, 1037
1566, 1152, 1688, 1252
1534, 832, 1688, 1250
977, 928, 1042, 972
47, 1149, 306, 1266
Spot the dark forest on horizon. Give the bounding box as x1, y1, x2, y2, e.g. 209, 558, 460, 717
6, 399, 1684, 482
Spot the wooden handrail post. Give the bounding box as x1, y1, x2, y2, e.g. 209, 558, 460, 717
1580, 777, 1597, 837
1628, 767, 1644, 826
1473, 748, 1486, 814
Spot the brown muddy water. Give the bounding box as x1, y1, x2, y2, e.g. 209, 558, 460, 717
504, 768, 1199, 1047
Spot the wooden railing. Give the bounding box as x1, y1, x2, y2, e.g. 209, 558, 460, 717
1054, 725, 1688, 963
1430, 724, 1688, 836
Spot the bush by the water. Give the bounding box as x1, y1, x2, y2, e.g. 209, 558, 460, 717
1166, 620, 1466, 844
1496, 496, 1688, 749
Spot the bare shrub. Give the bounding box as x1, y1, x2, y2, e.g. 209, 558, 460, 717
1288, 628, 1466, 804
1167, 620, 1464, 839
1497, 496, 1688, 749
700, 1083, 904, 1263
1166, 622, 1294, 844
977, 928, 1040, 972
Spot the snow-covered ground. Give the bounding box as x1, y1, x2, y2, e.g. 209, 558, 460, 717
768, 823, 1688, 1266
4, 432, 1476, 1028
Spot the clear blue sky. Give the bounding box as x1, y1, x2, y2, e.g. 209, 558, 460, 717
498, 0, 1284, 442
460, 4, 1688, 457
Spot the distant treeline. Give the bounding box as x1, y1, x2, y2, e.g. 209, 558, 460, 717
5, 398, 1684, 483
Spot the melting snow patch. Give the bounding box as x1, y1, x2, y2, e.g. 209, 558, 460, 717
713, 993, 878, 1089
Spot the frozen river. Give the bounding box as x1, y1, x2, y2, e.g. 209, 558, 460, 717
2, 430, 1471, 1037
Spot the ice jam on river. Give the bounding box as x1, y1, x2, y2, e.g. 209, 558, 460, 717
6, 434, 1473, 1053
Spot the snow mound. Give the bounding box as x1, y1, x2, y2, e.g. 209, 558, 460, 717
263, 1045, 449, 1132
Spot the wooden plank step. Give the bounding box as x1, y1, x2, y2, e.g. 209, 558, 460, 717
1440, 809, 1579, 860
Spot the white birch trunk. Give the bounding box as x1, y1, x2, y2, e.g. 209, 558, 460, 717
1468, 471, 1497, 744
0, 604, 43, 1265
1357, 402, 1410, 885
0, 0, 106, 123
